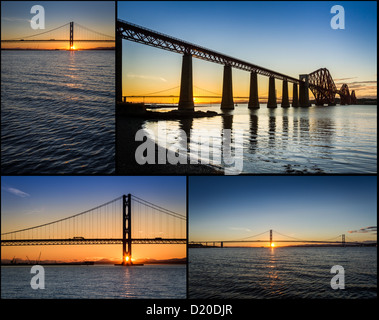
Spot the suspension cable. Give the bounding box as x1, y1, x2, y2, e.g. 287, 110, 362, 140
1, 196, 123, 235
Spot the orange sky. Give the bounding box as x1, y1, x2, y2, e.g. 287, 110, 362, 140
1, 244, 186, 263
1, 41, 114, 50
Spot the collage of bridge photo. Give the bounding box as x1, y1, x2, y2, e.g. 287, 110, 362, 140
0, 0, 377, 314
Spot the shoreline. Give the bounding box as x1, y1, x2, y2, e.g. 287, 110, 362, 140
116, 110, 223, 174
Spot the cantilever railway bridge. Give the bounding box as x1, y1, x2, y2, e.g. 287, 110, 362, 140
117, 19, 357, 108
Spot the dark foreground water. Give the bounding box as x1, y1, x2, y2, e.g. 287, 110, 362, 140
1, 50, 115, 174
1, 264, 185, 299
188, 247, 377, 299
144, 104, 377, 174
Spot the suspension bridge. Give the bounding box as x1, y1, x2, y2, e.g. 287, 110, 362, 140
117, 19, 357, 109
1, 194, 186, 265
1, 21, 115, 50
189, 229, 375, 248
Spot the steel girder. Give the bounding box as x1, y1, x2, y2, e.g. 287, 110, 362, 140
339, 83, 351, 105
308, 68, 337, 105
117, 19, 299, 83
308, 68, 356, 105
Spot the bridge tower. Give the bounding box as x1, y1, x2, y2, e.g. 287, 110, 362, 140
116, 26, 123, 102
270, 229, 273, 247
122, 194, 132, 265
341, 234, 345, 247
69, 22, 74, 49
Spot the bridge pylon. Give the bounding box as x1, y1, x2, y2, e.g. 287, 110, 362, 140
270, 229, 273, 247
69, 22, 74, 49
122, 194, 132, 265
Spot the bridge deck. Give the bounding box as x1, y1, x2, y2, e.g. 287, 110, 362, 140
1, 238, 186, 246
117, 19, 300, 84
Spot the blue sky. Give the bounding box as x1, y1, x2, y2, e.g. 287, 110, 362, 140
119, 1, 377, 99
1, 1, 115, 36
189, 176, 377, 242
1, 176, 186, 231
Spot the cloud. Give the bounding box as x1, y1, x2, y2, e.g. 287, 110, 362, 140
229, 227, 252, 232
334, 77, 358, 81
1, 17, 32, 23
127, 73, 167, 82
348, 226, 377, 234
1, 186, 30, 198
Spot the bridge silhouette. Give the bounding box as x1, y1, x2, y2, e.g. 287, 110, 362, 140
1, 194, 186, 265
116, 19, 357, 108
190, 229, 374, 248
2, 21, 115, 50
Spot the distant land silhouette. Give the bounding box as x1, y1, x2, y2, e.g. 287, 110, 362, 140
1, 47, 115, 51
1, 257, 186, 265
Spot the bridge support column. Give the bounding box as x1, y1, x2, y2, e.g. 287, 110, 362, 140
299, 74, 310, 107
221, 65, 234, 109
292, 83, 299, 107
281, 79, 290, 108
221, 242, 223, 248
248, 72, 259, 109
267, 77, 277, 108
178, 52, 195, 111
116, 30, 123, 102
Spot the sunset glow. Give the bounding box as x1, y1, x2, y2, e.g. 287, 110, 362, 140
120, 2, 377, 101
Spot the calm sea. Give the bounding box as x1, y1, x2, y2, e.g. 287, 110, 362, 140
1, 50, 115, 174
143, 104, 377, 174
188, 247, 377, 299
1, 264, 186, 299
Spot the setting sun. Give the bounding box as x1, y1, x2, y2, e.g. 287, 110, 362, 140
270, 243, 275, 248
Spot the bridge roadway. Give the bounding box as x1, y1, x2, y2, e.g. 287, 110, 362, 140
1, 238, 186, 246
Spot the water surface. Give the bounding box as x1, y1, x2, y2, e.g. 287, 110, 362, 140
1, 50, 115, 174
144, 104, 377, 174
1, 264, 186, 299
188, 247, 377, 299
